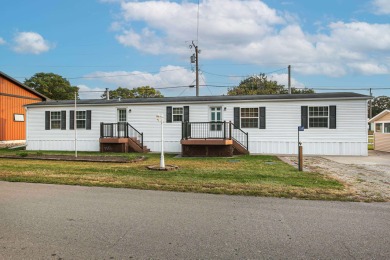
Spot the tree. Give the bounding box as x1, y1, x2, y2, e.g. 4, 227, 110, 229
371, 96, 390, 117
101, 86, 164, 99
227, 73, 314, 95
24, 72, 79, 100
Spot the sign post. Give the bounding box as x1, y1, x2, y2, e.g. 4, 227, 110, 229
298, 126, 304, 171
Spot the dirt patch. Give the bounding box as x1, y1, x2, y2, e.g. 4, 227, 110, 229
279, 156, 390, 202
0, 154, 145, 163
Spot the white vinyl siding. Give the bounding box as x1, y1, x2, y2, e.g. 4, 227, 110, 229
26, 98, 368, 156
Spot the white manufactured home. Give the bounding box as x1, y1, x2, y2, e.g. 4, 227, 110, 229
25, 92, 369, 156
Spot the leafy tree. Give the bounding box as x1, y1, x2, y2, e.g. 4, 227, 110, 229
24, 72, 79, 100
102, 86, 164, 99
102, 87, 134, 99
371, 96, 390, 117
227, 73, 314, 95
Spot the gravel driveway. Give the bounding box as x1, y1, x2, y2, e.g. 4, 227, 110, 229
279, 151, 390, 202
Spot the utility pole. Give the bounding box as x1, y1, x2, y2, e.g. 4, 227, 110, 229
288, 65, 291, 94
369, 88, 373, 119
191, 41, 200, 97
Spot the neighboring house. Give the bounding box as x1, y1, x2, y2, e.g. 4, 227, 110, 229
368, 109, 390, 152
0, 71, 47, 147
25, 92, 369, 156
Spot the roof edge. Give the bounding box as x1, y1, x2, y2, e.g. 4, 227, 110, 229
25, 92, 370, 108
368, 109, 390, 123
0, 71, 49, 101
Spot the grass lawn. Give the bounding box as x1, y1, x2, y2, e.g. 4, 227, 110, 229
0, 149, 353, 201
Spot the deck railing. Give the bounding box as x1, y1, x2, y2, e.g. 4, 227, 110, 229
100, 122, 143, 149
182, 121, 248, 150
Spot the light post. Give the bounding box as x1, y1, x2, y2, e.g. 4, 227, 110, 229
156, 114, 165, 169
74, 91, 77, 158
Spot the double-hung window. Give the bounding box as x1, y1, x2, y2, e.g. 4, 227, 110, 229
241, 108, 259, 128
309, 106, 328, 128
172, 107, 184, 122
76, 111, 86, 129
50, 111, 61, 129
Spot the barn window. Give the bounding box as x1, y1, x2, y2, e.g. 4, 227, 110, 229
241, 108, 258, 128
50, 112, 61, 129
309, 106, 328, 128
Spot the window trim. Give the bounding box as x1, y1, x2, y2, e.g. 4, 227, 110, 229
50, 111, 62, 130
308, 106, 329, 128
76, 111, 86, 129
240, 107, 259, 128
172, 107, 184, 122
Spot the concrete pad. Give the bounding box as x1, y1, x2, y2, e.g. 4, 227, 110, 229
323, 150, 390, 165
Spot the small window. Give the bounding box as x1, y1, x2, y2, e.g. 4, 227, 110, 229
172, 107, 183, 122
309, 106, 328, 128
76, 111, 86, 129
241, 108, 258, 128
51, 111, 61, 129
14, 114, 25, 122
375, 123, 382, 133
384, 123, 390, 133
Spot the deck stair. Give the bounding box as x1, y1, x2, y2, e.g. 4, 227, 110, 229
99, 122, 149, 153
181, 121, 249, 157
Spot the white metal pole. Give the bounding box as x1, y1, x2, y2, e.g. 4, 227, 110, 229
160, 114, 165, 169
74, 91, 77, 158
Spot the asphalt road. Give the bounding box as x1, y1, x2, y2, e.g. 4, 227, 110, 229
0, 181, 389, 259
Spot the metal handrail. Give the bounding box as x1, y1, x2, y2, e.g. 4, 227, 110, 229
100, 122, 144, 150
182, 121, 248, 150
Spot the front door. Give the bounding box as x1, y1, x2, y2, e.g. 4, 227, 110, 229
117, 108, 127, 137
210, 107, 222, 137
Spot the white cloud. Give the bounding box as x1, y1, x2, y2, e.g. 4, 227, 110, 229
105, 0, 390, 77
12, 32, 54, 54
0, 37, 6, 45
269, 73, 305, 88
372, 0, 390, 15
84, 65, 196, 95
77, 85, 106, 99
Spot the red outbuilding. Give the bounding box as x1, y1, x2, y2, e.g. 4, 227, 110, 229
0, 71, 47, 146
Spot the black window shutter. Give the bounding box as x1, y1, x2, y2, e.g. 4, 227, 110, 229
329, 106, 336, 129
61, 111, 66, 130
70, 110, 74, 130
301, 106, 308, 129
45, 111, 50, 130
166, 106, 172, 123
183, 106, 189, 122
86, 110, 92, 130
234, 107, 240, 129
259, 107, 266, 129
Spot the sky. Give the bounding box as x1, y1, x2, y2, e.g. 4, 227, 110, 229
1, 0, 390, 99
